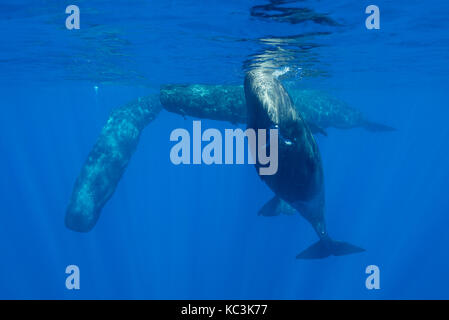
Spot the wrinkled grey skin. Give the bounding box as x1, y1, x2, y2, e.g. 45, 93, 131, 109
244, 69, 327, 238
65, 95, 162, 232
161, 84, 246, 124
161, 84, 395, 133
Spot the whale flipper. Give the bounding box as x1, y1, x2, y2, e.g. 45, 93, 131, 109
258, 196, 296, 216
296, 236, 365, 259
258, 196, 282, 216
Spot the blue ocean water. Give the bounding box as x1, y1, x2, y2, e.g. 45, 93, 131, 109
0, 0, 448, 299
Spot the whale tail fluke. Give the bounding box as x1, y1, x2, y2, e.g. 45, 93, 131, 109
296, 236, 365, 259
362, 120, 396, 132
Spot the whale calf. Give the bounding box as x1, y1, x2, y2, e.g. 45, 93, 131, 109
244, 69, 364, 259
160, 83, 395, 133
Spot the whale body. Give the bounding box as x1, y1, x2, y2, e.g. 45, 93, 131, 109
65, 95, 162, 232
244, 69, 364, 259
160, 83, 395, 134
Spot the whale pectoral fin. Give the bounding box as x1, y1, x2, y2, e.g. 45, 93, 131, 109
281, 200, 296, 216
259, 196, 297, 216
296, 237, 365, 259
307, 122, 328, 136
258, 196, 282, 216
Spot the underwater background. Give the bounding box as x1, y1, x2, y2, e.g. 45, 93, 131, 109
0, 0, 449, 299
